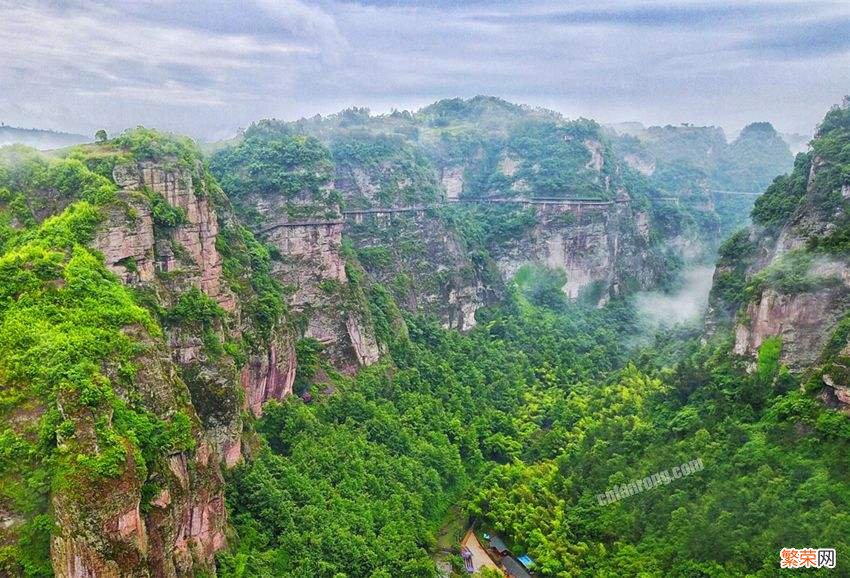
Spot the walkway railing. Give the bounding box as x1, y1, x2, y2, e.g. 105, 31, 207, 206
257, 195, 627, 231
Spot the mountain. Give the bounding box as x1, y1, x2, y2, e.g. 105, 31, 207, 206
710, 98, 850, 407
608, 120, 795, 240
1, 97, 847, 577
0, 100, 680, 576
0, 125, 90, 150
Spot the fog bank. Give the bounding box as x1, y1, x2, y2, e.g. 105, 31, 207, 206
635, 265, 715, 330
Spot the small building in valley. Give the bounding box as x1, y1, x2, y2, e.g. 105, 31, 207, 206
488, 535, 509, 556
502, 555, 533, 578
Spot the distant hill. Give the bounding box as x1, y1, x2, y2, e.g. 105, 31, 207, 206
0, 124, 89, 150
606, 120, 794, 236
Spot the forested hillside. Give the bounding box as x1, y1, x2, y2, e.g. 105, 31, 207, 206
0, 98, 846, 578
216, 101, 850, 577
608, 119, 794, 240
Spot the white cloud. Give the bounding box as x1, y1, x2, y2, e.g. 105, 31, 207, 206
0, 0, 848, 138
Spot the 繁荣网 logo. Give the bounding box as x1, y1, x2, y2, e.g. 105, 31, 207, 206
780, 548, 836, 569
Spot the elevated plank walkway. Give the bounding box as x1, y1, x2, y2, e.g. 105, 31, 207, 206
256, 196, 627, 231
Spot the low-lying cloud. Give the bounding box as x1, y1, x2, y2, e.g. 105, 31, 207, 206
634, 265, 715, 330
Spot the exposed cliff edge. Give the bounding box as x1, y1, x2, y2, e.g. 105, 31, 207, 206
0, 130, 299, 577
209, 131, 382, 371
707, 100, 850, 410
210, 103, 683, 322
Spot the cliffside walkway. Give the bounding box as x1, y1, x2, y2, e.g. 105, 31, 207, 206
707, 189, 762, 196
258, 196, 626, 230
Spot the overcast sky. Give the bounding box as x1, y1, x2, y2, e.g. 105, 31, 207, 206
1, 0, 848, 140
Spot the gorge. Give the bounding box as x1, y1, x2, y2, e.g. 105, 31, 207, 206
2, 96, 849, 578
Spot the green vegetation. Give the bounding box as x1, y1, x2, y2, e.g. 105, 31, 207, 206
209, 127, 337, 208
709, 229, 758, 317
165, 287, 225, 326
220, 291, 637, 577
221, 276, 850, 577
111, 126, 201, 168
331, 134, 441, 207
513, 264, 568, 310
214, 97, 626, 203
751, 153, 811, 230
0, 145, 117, 223
0, 184, 194, 575
145, 187, 187, 229
718, 122, 795, 193
0, 132, 234, 577
217, 221, 286, 346
3, 99, 848, 578
508, 118, 610, 199
611, 120, 795, 240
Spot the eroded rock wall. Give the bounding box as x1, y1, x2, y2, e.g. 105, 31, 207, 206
51, 330, 228, 578
344, 210, 494, 331
239, 191, 381, 372
490, 198, 661, 303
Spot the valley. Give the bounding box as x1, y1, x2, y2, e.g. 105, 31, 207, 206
1, 96, 848, 578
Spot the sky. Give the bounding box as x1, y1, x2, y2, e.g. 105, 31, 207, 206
1, 0, 848, 141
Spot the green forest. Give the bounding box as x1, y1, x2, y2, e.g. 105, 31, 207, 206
219, 283, 850, 577
0, 99, 846, 578
4, 0, 850, 575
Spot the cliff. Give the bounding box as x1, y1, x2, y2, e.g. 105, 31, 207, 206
209, 129, 382, 372
0, 130, 301, 577
707, 100, 850, 409
345, 208, 495, 330
222, 102, 680, 315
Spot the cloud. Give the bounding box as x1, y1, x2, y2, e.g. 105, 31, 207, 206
739, 13, 850, 59
634, 265, 715, 330
0, 0, 848, 138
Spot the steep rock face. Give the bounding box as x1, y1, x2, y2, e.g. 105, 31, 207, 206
490, 198, 662, 302
734, 285, 850, 367
345, 210, 495, 330
240, 327, 297, 417
50, 330, 228, 578
709, 102, 850, 408
94, 160, 245, 466
726, 157, 850, 367
93, 197, 157, 284
440, 166, 464, 199
104, 161, 235, 311
332, 145, 492, 330
243, 193, 381, 372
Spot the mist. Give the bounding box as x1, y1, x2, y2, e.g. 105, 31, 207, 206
634, 265, 716, 331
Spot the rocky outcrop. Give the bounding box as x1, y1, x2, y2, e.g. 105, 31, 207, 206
440, 166, 464, 200
94, 198, 157, 284
490, 197, 660, 303
727, 149, 850, 368
105, 161, 235, 311
734, 286, 849, 367
241, 329, 297, 417
50, 325, 228, 578
240, 192, 381, 372
94, 161, 246, 462
709, 102, 850, 410
344, 210, 494, 331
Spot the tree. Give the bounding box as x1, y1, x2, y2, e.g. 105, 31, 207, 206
95, 129, 108, 143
